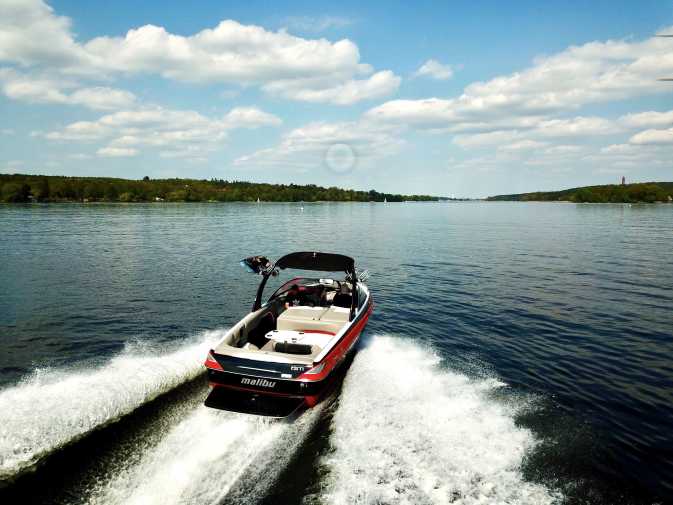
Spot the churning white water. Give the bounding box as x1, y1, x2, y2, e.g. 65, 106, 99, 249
83, 401, 324, 505
318, 335, 559, 505
0, 329, 223, 479
1, 331, 559, 505
83, 408, 279, 504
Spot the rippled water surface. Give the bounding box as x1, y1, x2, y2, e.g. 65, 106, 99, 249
1, 202, 672, 504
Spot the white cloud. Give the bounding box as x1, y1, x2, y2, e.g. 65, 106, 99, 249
81, 22, 366, 84
535, 116, 621, 137
97, 146, 138, 157
0, 0, 91, 69
0, 1, 398, 105
620, 110, 673, 128
629, 127, 673, 145
449, 154, 519, 173
600, 144, 637, 155
453, 130, 520, 148
367, 29, 673, 130
452, 116, 619, 149
45, 120, 110, 141
283, 15, 354, 33
235, 120, 402, 168
0, 68, 70, 103
525, 145, 588, 166
263, 70, 400, 105
586, 142, 673, 168
222, 106, 282, 127
544, 144, 584, 155
371, 29, 673, 174
45, 105, 281, 160
0, 68, 136, 110
498, 140, 548, 152
414, 59, 454, 80
68, 87, 136, 110
0, 128, 14, 135
366, 98, 459, 128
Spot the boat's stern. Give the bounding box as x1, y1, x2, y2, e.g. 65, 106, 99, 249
204, 350, 328, 413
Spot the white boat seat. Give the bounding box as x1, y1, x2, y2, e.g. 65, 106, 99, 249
265, 329, 333, 348
276, 305, 350, 334
319, 306, 350, 323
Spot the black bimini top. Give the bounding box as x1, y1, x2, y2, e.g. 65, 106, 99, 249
275, 251, 355, 273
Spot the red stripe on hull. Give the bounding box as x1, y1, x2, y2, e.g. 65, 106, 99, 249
298, 302, 373, 382
208, 300, 373, 408
297, 329, 335, 335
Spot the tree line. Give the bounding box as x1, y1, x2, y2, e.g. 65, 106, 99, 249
487, 182, 673, 204
0, 174, 439, 203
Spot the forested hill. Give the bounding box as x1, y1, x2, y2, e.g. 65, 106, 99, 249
488, 182, 673, 203
0, 174, 439, 203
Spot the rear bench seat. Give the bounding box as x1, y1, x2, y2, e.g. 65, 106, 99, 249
276, 305, 350, 334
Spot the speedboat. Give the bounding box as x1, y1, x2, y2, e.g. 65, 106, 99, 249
204, 251, 373, 417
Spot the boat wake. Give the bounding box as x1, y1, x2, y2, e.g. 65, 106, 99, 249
2, 331, 560, 505
0, 329, 223, 480
82, 404, 323, 505
315, 335, 559, 505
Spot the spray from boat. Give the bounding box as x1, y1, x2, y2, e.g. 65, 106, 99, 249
314, 335, 558, 505
0, 330, 223, 479
1, 332, 555, 505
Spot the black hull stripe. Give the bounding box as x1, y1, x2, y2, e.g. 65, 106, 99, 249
207, 369, 326, 396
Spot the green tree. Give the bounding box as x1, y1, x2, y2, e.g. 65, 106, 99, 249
2, 183, 30, 202
33, 177, 50, 201
104, 184, 119, 201
84, 182, 104, 201
118, 192, 135, 202
572, 188, 594, 203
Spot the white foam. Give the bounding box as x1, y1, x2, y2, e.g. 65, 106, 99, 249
83, 409, 279, 505
318, 335, 558, 505
0, 329, 224, 479
84, 403, 324, 505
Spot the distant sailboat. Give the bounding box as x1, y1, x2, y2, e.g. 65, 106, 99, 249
384, 197, 387, 204
256, 197, 260, 203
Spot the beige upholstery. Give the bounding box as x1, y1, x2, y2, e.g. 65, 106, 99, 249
320, 306, 350, 323
276, 305, 349, 334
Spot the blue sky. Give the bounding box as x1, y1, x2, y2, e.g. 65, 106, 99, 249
1, 0, 672, 197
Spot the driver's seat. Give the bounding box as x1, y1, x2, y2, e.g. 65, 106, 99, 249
332, 292, 352, 308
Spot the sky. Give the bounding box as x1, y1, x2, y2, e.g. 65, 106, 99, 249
0, 0, 672, 197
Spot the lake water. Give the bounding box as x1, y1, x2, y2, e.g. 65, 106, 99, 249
0, 202, 672, 505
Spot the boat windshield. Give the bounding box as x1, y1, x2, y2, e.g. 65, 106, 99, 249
267, 277, 320, 302
250, 254, 354, 312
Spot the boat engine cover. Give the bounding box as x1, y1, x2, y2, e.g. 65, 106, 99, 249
274, 342, 313, 355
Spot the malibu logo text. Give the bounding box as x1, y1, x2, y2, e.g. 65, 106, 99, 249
240, 377, 277, 388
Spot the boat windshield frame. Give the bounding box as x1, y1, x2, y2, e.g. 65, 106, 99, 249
252, 252, 358, 319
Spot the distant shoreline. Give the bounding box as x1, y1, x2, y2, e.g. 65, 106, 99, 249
487, 181, 673, 204
0, 199, 453, 205
0, 173, 444, 204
